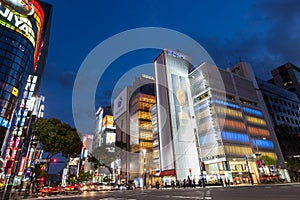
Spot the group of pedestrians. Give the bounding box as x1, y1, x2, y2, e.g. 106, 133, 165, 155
155, 175, 234, 190
220, 176, 230, 187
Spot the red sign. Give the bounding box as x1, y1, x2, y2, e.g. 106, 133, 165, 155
159, 169, 176, 177
18, 157, 26, 175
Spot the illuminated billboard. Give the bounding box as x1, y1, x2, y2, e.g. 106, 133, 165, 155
0, 0, 45, 71
95, 107, 103, 134
102, 115, 114, 129
106, 132, 116, 144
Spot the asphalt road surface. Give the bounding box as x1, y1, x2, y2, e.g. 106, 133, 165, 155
28, 183, 300, 200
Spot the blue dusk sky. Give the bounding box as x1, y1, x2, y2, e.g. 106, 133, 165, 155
40, 0, 300, 135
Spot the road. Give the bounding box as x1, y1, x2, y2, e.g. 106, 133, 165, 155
27, 183, 300, 200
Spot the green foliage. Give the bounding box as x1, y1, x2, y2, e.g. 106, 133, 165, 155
30, 163, 49, 183
31, 118, 82, 158
67, 174, 77, 184
77, 171, 93, 183
260, 155, 276, 166
286, 159, 299, 169
87, 154, 105, 169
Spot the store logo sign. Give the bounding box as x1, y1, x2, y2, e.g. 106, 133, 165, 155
0, 3, 33, 35
118, 96, 122, 108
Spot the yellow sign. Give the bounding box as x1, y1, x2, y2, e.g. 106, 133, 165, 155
0, 2, 35, 46
102, 115, 114, 127
11, 86, 18, 97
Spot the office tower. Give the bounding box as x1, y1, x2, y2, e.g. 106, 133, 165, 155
270, 62, 300, 100
0, 0, 52, 184
154, 49, 200, 183
189, 61, 288, 184
258, 78, 299, 181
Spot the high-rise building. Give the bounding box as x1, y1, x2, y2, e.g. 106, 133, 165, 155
154, 49, 200, 184
257, 78, 300, 180
113, 74, 155, 187
150, 105, 160, 180
270, 62, 300, 100
113, 87, 130, 183
189, 62, 288, 184
128, 74, 155, 187
92, 106, 117, 183
0, 0, 52, 184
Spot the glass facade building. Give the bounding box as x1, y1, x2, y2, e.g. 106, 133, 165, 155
0, 0, 40, 149
154, 49, 200, 183
0, 1, 52, 185
258, 78, 300, 180
189, 62, 288, 184
129, 75, 155, 187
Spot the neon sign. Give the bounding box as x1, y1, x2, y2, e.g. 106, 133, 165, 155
0, 1, 35, 46
2, 0, 34, 16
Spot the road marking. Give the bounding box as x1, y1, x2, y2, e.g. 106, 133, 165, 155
171, 196, 204, 199
205, 197, 212, 200
280, 186, 290, 189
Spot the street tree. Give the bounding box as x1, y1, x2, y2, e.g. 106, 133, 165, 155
31, 118, 82, 166
260, 155, 276, 166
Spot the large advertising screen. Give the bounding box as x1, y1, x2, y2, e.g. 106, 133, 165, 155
0, 0, 45, 71
171, 74, 193, 142
102, 115, 114, 129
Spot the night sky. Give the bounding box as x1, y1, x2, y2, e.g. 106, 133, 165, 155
40, 0, 300, 135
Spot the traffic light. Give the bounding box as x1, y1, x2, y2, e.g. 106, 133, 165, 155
40, 177, 44, 182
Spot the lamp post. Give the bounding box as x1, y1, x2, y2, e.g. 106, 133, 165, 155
143, 149, 146, 189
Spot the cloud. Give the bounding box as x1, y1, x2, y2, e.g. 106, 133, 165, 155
190, 0, 300, 80
256, 0, 300, 64
57, 71, 76, 89
43, 63, 76, 89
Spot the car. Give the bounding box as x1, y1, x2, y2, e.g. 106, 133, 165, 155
40, 186, 62, 195
112, 184, 120, 190
95, 183, 112, 191
64, 184, 82, 193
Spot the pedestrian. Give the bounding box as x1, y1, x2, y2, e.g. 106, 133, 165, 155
183, 179, 186, 188
220, 177, 224, 187
193, 178, 196, 188
198, 178, 202, 187
187, 176, 192, 187
225, 177, 228, 187
156, 181, 160, 189
227, 178, 230, 187
202, 177, 206, 188
171, 180, 175, 189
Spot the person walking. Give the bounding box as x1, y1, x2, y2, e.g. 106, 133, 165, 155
193, 178, 196, 188
198, 178, 202, 188
202, 176, 206, 188
220, 177, 224, 187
